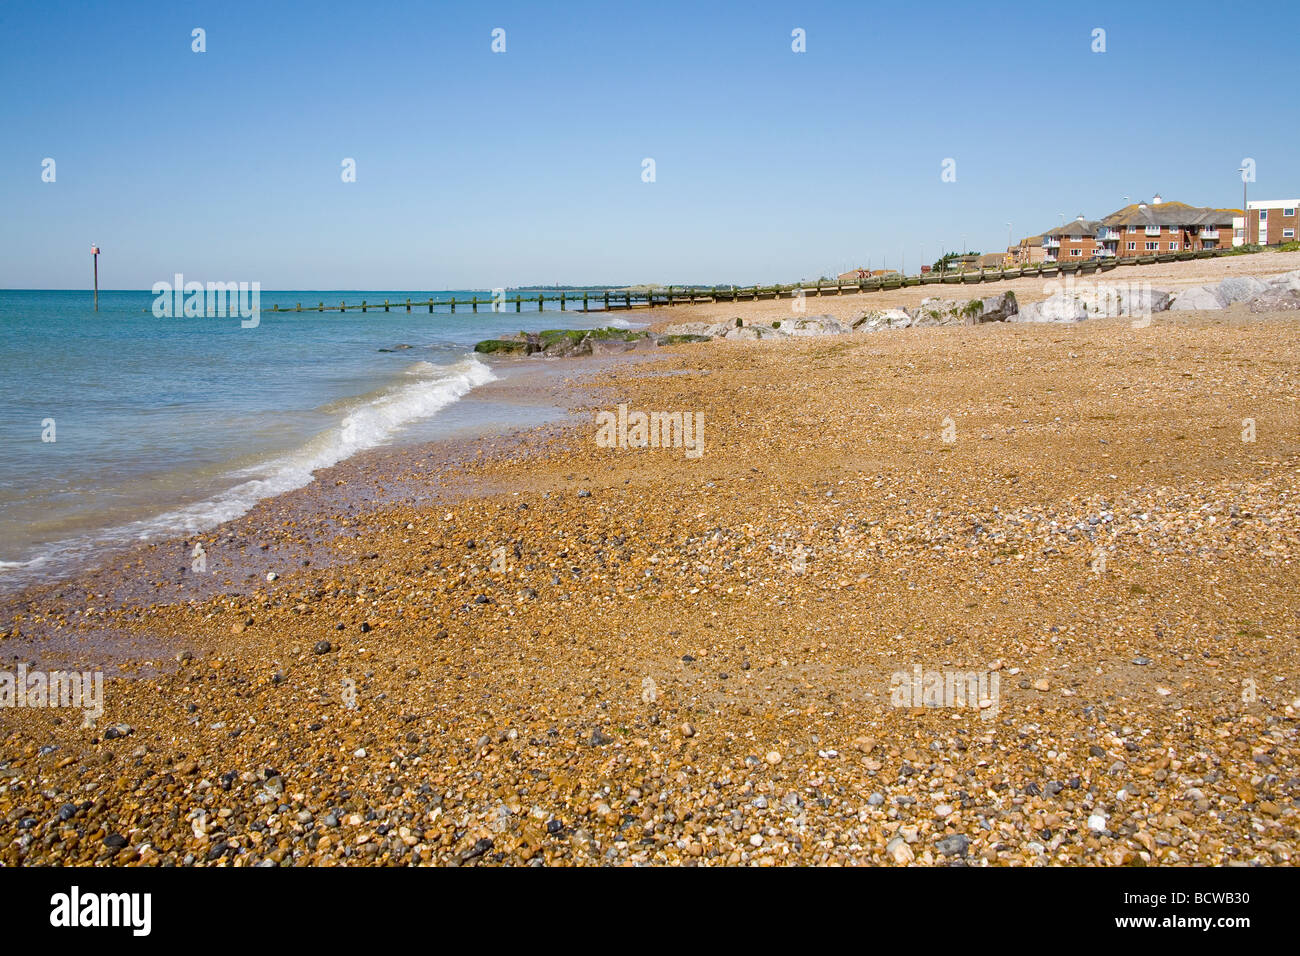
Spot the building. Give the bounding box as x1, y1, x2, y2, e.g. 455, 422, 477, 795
1242, 200, 1299, 246
836, 268, 899, 281
1041, 217, 1103, 261
1095, 196, 1238, 258
973, 252, 1005, 270
1005, 236, 1046, 266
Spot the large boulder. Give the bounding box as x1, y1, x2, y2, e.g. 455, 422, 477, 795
1012, 294, 1089, 323
1248, 289, 1300, 312
781, 314, 849, 336
1263, 269, 1300, 293
725, 324, 789, 340
851, 308, 911, 331
1169, 285, 1227, 311
1115, 285, 1172, 318
1218, 275, 1269, 304
908, 293, 1018, 326
964, 292, 1019, 324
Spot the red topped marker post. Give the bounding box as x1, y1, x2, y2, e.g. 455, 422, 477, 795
91, 244, 100, 312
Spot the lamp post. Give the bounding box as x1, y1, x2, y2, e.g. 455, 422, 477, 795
1237, 166, 1249, 245
91, 244, 100, 312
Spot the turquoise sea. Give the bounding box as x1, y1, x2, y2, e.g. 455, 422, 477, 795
0, 289, 625, 591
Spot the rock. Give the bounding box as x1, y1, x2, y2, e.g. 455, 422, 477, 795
852, 308, 911, 331
781, 315, 850, 336
1248, 289, 1300, 312
1116, 286, 1171, 317
867, 792, 885, 807
1013, 294, 1089, 323
1169, 285, 1227, 311
886, 837, 914, 863
963, 292, 1018, 324
1088, 813, 1107, 832
1218, 275, 1268, 303
313, 640, 332, 655
765, 751, 782, 765
936, 833, 969, 857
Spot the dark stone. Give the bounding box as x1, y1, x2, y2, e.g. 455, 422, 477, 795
936, 833, 969, 857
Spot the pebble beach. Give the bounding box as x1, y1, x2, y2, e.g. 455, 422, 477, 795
2, 285, 1299, 866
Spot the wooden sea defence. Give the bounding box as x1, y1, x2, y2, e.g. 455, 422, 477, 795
258, 247, 1241, 315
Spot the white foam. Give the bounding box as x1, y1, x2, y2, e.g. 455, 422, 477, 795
0, 355, 496, 587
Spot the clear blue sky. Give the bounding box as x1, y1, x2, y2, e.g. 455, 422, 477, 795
2, 0, 1297, 289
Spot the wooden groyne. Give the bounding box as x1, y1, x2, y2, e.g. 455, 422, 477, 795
260, 247, 1243, 315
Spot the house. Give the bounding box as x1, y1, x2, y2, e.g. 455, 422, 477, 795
1005, 236, 1046, 266
974, 252, 1005, 270
1041, 217, 1103, 261
1242, 200, 1299, 246
1095, 195, 1238, 258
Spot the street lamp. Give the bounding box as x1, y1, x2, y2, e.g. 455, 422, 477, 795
1237, 166, 1249, 245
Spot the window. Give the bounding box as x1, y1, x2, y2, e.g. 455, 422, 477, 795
1259, 210, 1268, 220
1127, 241, 1136, 251
1071, 248, 1082, 256
1169, 242, 1179, 250
1285, 229, 1296, 239
1069, 235, 1082, 242
1145, 242, 1158, 251
1284, 208, 1296, 217
1127, 226, 1138, 234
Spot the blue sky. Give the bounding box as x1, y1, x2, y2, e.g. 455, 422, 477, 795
2, 0, 1297, 289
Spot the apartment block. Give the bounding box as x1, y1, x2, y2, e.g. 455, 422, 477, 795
1095, 197, 1237, 258
1041, 217, 1103, 261
1241, 200, 1299, 246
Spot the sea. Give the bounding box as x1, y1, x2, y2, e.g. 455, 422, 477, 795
0, 289, 632, 593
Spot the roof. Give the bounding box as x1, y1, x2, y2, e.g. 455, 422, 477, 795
1100, 200, 1239, 228
1043, 219, 1101, 237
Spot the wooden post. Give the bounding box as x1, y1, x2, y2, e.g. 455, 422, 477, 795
538, 293, 544, 312
450, 296, 456, 314
384, 299, 390, 312
296, 303, 301, 312
91, 244, 100, 312
340, 301, 346, 312
515, 295, 520, 313
624, 292, 630, 309
603, 290, 609, 311
406, 298, 411, 312
362, 301, 367, 312
318, 302, 324, 312
428, 299, 433, 313
560, 291, 566, 311
472, 296, 478, 312
582, 291, 588, 312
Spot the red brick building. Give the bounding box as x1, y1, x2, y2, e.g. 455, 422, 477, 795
1095, 197, 1238, 258
1041, 217, 1103, 261
1244, 200, 1299, 245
